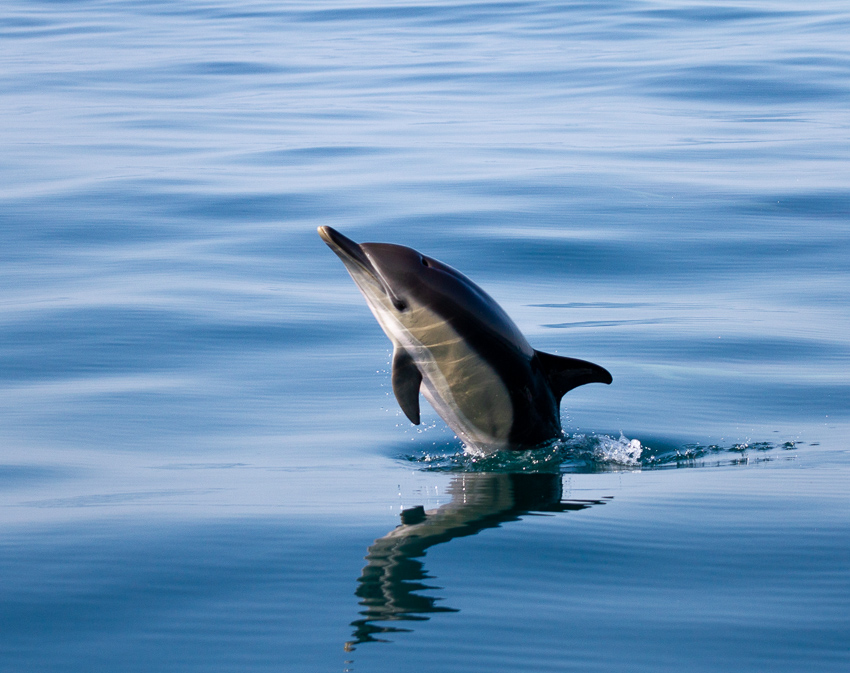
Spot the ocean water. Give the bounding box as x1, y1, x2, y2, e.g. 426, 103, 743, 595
1, 1, 849, 671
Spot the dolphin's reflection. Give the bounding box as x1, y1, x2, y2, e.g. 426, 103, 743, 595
346, 472, 609, 650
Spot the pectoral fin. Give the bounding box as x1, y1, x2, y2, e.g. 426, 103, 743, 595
392, 347, 422, 425
535, 350, 612, 402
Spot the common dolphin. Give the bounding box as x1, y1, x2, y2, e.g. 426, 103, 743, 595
318, 226, 612, 452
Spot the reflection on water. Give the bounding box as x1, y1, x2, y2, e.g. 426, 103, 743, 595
346, 473, 609, 650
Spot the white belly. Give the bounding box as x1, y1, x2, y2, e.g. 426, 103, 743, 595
370, 301, 514, 453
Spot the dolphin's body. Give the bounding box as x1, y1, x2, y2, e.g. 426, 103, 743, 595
318, 226, 611, 452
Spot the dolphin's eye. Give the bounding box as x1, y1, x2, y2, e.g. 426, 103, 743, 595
393, 299, 408, 312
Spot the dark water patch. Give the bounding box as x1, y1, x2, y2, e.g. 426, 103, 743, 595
0, 19, 114, 41
0, 59, 301, 100
297, 2, 534, 27
2, 186, 336, 249
531, 302, 674, 309
0, 15, 51, 34
733, 381, 850, 419
0, 69, 196, 100
361, 226, 668, 281
0, 520, 364, 672
638, 6, 804, 24
663, 335, 849, 364
181, 61, 284, 77
381, 65, 614, 90
160, 192, 333, 223
624, 141, 847, 167
459, 223, 848, 282
420, 235, 768, 282
0, 465, 68, 490
544, 331, 850, 365
393, 176, 623, 203
742, 191, 850, 218
661, 379, 848, 423
246, 145, 390, 165
151, 463, 249, 470
544, 317, 689, 329
24, 489, 223, 509
644, 65, 849, 104
781, 55, 850, 70
2, 191, 194, 249
0, 307, 346, 381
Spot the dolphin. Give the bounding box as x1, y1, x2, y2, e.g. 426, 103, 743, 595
318, 226, 612, 452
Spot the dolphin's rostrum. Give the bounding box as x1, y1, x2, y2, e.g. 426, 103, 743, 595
318, 226, 611, 452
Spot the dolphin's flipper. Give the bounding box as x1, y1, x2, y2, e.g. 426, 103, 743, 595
535, 350, 612, 402
392, 347, 423, 425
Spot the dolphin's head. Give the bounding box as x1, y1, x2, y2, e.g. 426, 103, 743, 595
318, 226, 532, 354
318, 226, 413, 317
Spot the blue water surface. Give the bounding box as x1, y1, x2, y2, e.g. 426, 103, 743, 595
1, 1, 849, 672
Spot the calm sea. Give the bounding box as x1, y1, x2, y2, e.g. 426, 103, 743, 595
1, 1, 848, 671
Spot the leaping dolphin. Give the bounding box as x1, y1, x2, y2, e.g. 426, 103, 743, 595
318, 226, 611, 452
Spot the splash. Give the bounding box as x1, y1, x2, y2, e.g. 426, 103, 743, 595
401, 434, 797, 473
571, 433, 643, 466
642, 439, 797, 467
402, 432, 644, 473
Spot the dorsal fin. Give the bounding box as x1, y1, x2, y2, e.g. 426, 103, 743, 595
534, 350, 612, 402
392, 347, 422, 425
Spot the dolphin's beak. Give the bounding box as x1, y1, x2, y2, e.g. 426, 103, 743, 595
319, 226, 407, 309
318, 226, 376, 278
